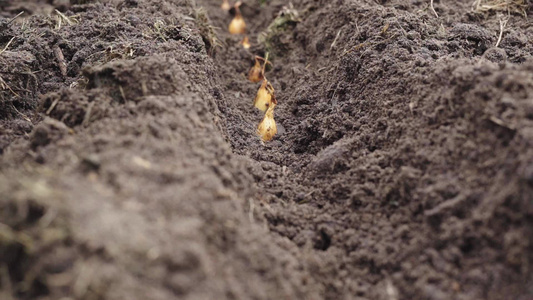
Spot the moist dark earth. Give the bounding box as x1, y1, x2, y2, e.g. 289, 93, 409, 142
0, 0, 532, 299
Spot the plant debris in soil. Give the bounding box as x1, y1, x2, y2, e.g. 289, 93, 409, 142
0, 0, 532, 299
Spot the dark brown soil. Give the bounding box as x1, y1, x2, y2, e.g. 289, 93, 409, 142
1, 0, 532, 299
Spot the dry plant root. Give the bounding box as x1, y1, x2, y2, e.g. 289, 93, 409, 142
228, 1, 246, 34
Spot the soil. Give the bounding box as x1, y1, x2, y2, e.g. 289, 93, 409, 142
0, 0, 532, 299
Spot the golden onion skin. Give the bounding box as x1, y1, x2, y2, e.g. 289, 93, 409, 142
257, 105, 277, 142
221, 0, 230, 10
248, 59, 263, 83
229, 15, 246, 34
253, 80, 272, 112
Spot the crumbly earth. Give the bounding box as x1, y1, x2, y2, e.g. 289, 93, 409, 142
0, 0, 532, 299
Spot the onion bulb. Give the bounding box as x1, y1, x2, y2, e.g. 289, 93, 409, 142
221, 0, 231, 11
228, 2, 246, 34
241, 35, 251, 49
257, 100, 278, 142
248, 55, 272, 83
254, 79, 274, 112
248, 57, 263, 83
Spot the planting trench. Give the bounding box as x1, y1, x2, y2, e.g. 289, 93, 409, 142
0, 0, 532, 299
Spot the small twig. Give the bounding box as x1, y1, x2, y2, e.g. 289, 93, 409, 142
489, 115, 515, 130
7, 11, 25, 26
54, 9, 78, 30
53, 45, 67, 77
0, 76, 19, 97
0, 36, 16, 55
430, 0, 439, 18
255, 55, 272, 66
55, 9, 76, 25
46, 97, 61, 115
11, 104, 31, 122
261, 52, 269, 77
495, 17, 508, 48
330, 29, 342, 50
119, 85, 127, 102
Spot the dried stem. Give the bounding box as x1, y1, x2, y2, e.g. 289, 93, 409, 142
255, 55, 272, 66
261, 52, 269, 77
430, 0, 439, 18
11, 104, 31, 122
330, 29, 342, 50
7, 11, 25, 26
235, 1, 243, 18
495, 17, 508, 47
0, 37, 16, 55
0, 76, 19, 97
